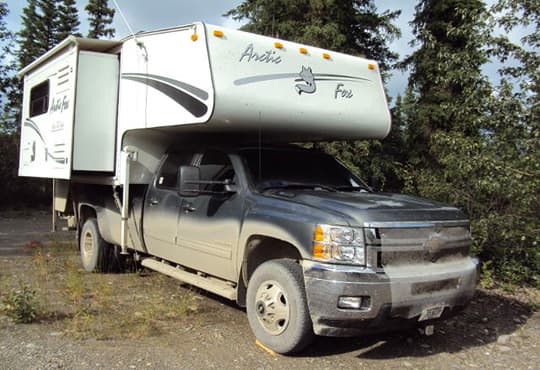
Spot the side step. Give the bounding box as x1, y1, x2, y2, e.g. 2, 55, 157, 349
141, 258, 237, 300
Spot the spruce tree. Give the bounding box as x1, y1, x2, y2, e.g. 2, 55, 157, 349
402, 0, 490, 162
18, 0, 42, 68
226, 0, 400, 78
0, 1, 13, 110
57, 0, 81, 40
86, 0, 115, 39
36, 0, 59, 52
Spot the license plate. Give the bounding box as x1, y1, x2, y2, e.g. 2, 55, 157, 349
418, 305, 445, 321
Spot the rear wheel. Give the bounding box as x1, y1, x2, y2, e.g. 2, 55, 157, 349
80, 217, 123, 273
246, 259, 314, 354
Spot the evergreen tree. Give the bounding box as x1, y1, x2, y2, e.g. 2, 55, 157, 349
86, 0, 116, 39
17, 0, 42, 68
0, 0, 13, 113
402, 0, 491, 163
226, 0, 400, 79
36, 0, 60, 52
18, 0, 81, 68
57, 0, 81, 40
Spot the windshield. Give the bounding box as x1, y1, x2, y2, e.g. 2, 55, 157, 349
239, 148, 368, 192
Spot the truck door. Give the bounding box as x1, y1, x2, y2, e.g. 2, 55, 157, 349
176, 150, 243, 281
143, 152, 193, 260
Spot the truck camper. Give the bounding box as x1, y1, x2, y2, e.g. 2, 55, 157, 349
18, 22, 478, 354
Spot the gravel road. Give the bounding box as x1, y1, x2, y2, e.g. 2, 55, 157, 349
0, 211, 538, 370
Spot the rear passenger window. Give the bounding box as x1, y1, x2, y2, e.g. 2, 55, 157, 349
30, 80, 50, 117
157, 152, 193, 189
199, 150, 235, 192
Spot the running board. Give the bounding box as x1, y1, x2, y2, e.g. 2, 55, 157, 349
141, 258, 237, 300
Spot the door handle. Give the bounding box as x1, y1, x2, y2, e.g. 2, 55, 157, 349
182, 203, 196, 213
149, 199, 159, 206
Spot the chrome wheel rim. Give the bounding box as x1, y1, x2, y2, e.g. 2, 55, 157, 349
82, 230, 94, 261
254, 280, 290, 335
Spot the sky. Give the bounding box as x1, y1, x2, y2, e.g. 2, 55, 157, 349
3, 0, 512, 100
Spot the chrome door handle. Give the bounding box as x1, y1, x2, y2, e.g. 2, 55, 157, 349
183, 203, 196, 213
149, 199, 159, 206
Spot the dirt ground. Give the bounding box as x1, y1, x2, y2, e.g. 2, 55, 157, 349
0, 210, 539, 370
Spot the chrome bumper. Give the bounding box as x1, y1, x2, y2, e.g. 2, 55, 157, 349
302, 258, 479, 336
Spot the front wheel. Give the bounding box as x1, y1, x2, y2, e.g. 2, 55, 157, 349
246, 259, 314, 354
80, 217, 120, 273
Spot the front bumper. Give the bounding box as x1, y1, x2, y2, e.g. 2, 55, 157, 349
302, 258, 479, 336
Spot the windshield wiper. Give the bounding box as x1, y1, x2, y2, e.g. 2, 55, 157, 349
260, 181, 337, 192
335, 185, 369, 192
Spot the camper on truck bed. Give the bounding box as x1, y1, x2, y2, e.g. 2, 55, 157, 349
17, 22, 478, 354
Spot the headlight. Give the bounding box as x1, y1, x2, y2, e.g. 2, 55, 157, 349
313, 224, 365, 265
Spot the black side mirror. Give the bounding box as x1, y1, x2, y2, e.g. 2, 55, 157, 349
179, 165, 200, 197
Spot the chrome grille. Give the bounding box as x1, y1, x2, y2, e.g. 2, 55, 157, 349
364, 222, 471, 270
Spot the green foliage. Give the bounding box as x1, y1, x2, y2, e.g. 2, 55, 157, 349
401, 0, 491, 164
399, 0, 539, 285
0, 1, 18, 132
2, 283, 40, 323
56, 0, 81, 40
85, 0, 115, 39
18, 0, 81, 69
226, 0, 401, 80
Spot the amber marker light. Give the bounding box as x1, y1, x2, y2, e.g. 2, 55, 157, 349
213, 29, 224, 37
368, 63, 376, 70
313, 225, 330, 259
314, 225, 324, 242
274, 42, 284, 49
299, 47, 308, 54
322, 52, 331, 60
191, 34, 198, 41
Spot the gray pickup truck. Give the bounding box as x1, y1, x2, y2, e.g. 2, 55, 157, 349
77, 143, 478, 354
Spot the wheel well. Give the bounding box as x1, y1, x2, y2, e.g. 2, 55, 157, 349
77, 205, 97, 242
237, 236, 302, 307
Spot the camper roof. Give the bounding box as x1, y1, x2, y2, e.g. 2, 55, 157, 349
18, 36, 122, 78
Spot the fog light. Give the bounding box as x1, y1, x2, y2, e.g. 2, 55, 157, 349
338, 296, 367, 309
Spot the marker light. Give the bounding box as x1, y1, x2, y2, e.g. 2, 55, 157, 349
322, 53, 331, 60
191, 34, 198, 41
274, 42, 284, 49
299, 47, 308, 54
368, 63, 376, 70
213, 30, 224, 37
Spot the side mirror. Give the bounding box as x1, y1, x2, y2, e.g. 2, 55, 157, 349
178, 165, 200, 197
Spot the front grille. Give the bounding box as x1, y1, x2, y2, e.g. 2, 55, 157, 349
366, 224, 471, 269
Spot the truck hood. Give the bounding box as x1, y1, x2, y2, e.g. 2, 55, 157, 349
266, 190, 468, 226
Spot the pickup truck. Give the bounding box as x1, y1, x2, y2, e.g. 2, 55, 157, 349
77, 143, 479, 354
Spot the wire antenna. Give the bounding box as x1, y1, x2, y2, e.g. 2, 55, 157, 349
111, 0, 137, 39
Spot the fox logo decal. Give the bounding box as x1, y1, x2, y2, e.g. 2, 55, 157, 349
295, 66, 316, 95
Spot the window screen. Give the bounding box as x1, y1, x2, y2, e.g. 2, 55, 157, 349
29, 80, 50, 117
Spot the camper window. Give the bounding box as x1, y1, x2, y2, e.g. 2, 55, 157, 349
29, 80, 50, 117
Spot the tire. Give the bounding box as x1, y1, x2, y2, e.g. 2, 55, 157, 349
79, 218, 120, 273
246, 259, 314, 354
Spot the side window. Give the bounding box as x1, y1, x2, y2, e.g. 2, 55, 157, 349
157, 152, 193, 189
30, 80, 50, 117
200, 150, 235, 192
